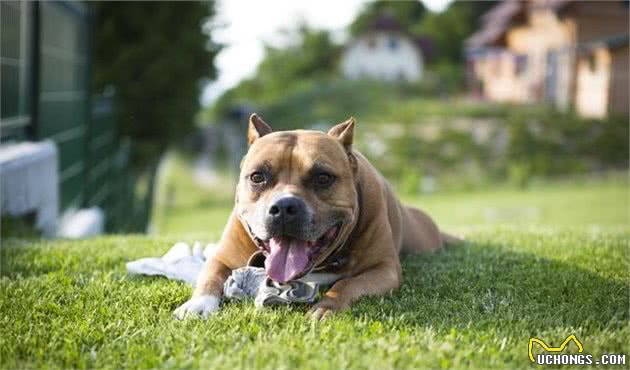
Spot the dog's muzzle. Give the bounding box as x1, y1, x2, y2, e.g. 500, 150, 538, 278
263, 194, 309, 238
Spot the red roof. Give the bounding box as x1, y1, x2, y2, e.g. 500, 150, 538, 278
466, 0, 525, 48
366, 14, 404, 32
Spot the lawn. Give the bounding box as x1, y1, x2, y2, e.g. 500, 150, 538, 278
1, 158, 628, 369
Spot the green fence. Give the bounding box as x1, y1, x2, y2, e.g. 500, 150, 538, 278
86, 93, 158, 232
1, 1, 156, 234
37, 1, 91, 209
0, 1, 34, 141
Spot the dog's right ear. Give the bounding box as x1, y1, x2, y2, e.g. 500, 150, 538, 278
248, 113, 273, 145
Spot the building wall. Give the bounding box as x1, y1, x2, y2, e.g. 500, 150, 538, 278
575, 48, 611, 118
341, 32, 423, 82
574, 45, 629, 118
507, 8, 577, 108
569, 1, 629, 117
568, 1, 629, 44
608, 45, 629, 115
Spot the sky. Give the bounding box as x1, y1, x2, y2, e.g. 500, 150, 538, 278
201, 0, 453, 105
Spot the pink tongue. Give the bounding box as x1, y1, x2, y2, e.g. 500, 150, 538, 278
265, 237, 311, 283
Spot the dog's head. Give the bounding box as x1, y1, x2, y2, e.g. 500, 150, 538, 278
236, 114, 359, 283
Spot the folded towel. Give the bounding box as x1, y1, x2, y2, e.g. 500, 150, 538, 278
126, 242, 337, 308
255, 278, 319, 306
126, 241, 210, 286
223, 266, 267, 298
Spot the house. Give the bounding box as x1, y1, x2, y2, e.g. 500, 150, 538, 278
341, 15, 432, 82
465, 0, 629, 118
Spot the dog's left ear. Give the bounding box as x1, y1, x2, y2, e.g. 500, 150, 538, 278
248, 113, 273, 145
328, 117, 355, 150
328, 117, 357, 173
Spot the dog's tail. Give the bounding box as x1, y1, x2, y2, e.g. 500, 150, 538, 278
401, 205, 465, 253
441, 231, 465, 246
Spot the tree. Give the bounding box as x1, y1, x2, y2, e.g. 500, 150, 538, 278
212, 25, 337, 119
257, 26, 337, 92
92, 2, 220, 161
414, 1, 498, 63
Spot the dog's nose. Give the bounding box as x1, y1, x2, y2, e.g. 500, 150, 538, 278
268, 196, 306, 222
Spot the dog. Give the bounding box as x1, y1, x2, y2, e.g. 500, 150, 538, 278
174, 114, 460, 320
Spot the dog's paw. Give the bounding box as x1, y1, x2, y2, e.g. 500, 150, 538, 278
307, 298, 348, 321
173, 295, 221, 320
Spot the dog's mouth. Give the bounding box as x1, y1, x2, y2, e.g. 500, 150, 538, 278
253, 223, 341, 283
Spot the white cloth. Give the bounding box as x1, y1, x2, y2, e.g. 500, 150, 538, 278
58, 207, 105, 238
126, 241, 214, 286
126, 242, 343, 306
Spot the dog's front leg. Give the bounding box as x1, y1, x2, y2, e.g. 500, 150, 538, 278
174, 213, 256, 319
173, 256, 231, 319
308, 257, 401, 320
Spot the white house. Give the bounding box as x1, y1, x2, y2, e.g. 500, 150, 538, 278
341, 16, 429, 82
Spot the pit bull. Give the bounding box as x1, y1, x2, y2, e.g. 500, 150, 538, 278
174, 114, 460, 320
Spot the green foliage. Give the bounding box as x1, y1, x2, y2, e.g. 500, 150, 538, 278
212, 26, 337, 120
245, 79, 503, 130
414, 1, 497, 63
399, 167, 422, 196
151, 152, 234, 238
212, 67, 628, 193
154, 150, 628, 237
0, 215, 39, 238
385, 106, 629, 192
93, 2, 220, 161
504, 111, 630, 180
257, 26, 339, 92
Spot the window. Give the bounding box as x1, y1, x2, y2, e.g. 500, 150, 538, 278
388, 36, 399, 51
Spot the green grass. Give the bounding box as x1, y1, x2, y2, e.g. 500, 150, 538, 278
2, 159, 629, 369
150, 153, 235, 238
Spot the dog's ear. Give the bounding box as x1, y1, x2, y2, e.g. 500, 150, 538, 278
328, 117, 355, 149
248, 113, 272, 145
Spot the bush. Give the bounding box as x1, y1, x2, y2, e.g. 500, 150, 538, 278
360, 104, 628, 191
212, 74, 628, 192
505, 110, 629, 178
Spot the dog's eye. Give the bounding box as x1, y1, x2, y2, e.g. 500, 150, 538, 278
315, 173, 335, 187
250, 172, 266, 184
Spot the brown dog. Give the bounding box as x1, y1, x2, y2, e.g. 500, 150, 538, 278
174, 114, 459, 320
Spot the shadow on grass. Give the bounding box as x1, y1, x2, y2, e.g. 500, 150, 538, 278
352, 242, 628, 332
0, 238, 169, 280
